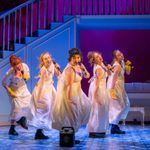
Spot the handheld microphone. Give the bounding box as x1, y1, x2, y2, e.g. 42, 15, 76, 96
103, 61, 114, 72
78, 62, 87, 75
52, 60, 62, 73
78, 62, 85, 71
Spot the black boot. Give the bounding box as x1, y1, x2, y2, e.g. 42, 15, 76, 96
35, 129, 49, 140
89, 132, 96, 138
111, 124, 125, 134
89, 132, 106, 138
8, 125, 18, 136
16, 116, 28, 130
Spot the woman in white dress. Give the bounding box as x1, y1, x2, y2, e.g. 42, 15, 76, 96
87, 51, 109, 138
52, 48, 91, 136
30, 52, 60, 140
107, 50, 131, 134
2, 55, 31, 135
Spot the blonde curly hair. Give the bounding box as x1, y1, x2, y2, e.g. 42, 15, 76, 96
39, 52, 52, 68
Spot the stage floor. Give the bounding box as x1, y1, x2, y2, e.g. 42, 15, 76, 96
0, 125, 150, 150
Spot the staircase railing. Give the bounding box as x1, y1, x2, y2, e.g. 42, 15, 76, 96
0, 0, 58, 51
0, 0, 150, 53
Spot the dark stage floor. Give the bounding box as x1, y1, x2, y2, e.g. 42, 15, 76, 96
0, 125, 150, 150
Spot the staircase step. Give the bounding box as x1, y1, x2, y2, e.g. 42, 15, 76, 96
37, 29, 51, 36
63, 15, 74, 22
14, 43, 25, 50
0, 50, 13, 58
51, 22, 62, 29
25, 37, 38, 44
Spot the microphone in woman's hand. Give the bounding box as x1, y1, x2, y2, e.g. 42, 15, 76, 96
78, 62, 85, 71
52, 60, 62, 73
78, 62, 88, 76
103, 61, 114, 72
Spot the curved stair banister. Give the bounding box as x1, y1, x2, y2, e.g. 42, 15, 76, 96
0, 0, 57, 54
0, 0, 35, 51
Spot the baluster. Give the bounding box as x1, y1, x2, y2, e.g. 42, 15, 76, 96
86, 0, 88, 15
120, 0, 123, 15
53, 0, 56, 21
108, 0, 111, 15
114, 0, 116, 15
144, 0, 148, 14
44, 0, 47, 28
7, 14, 10, 50
82, 0, 84, 15
30, 2, 33, 36
132, 0, 135, 15
64, 0, 66, 15
93, 0, 95, 15
105, 0, 107, 15
46, 0, 49, 25
26, 4, 29, 36
94, 0, 97, 15
138, 0, 140, 14
126, 0, 128, 15
101, 0, 103, 15
80, 0, 82, 15
76, 0, 79, 15
51, 0, 54, 21
14, 11, 17, 43
95, 0, 97, 15
103, 0, 105, 15
37, 0, 40, 29
97, 0, 100, 15
71, 0, 73, 15
92, 0, 94, 15
2, 17, 5, 50
87, 0, 90, 15
55, 0, 58, 21
19, 8, 21, 43
69, 0, 71, 15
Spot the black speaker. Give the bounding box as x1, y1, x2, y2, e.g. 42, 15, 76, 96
59, 127, 75, 147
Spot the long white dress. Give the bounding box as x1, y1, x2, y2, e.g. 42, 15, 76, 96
2, 63, 31, 121
87, 65, 109, 133
107, 61, 130, 124
52, 63, 91, 132
29, 64, 56, 130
